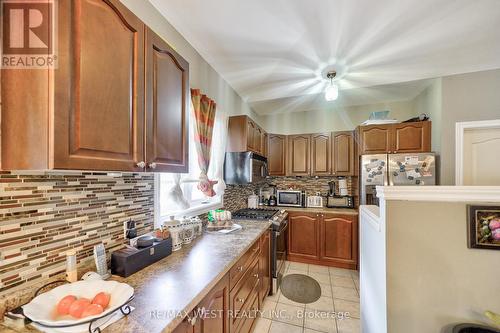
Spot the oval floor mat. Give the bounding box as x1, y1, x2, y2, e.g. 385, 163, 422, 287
280, 274, 321, 304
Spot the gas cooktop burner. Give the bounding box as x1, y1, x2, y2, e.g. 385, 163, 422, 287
232, 208, 279, 220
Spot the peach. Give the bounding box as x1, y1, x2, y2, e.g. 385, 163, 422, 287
91, 292, 111, 309
81, 303, 104, 318
68, 298, 91, 318
56, 295, 77, 315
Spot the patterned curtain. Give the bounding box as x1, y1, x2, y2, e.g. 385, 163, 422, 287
191, 89, 218, 197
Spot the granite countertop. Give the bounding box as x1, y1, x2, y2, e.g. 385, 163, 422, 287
0, 220, 271, 333
283, 206, 359, 215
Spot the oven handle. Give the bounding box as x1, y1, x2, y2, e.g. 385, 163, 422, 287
274, 219, 288, 236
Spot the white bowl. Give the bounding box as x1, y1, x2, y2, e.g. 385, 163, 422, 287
23, 280, 134, 327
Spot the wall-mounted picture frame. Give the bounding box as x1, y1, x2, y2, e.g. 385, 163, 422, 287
467, 205, 500, 250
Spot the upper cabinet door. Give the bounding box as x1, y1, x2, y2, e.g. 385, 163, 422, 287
262, 133, 269, 158
54, 0, 145, 171
246, 120, 257, 152
392, 121, 431, 153
268, 134, 287, 176
253, 126, 263, 155
145, 28, 189, 173
311, 133, 331, 176
288, 134, 311, 176
333, 131, 355, 176
358, 125, 392, 154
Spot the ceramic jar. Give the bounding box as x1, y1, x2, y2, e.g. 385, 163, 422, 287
164, 216, 183, 251
181, 217, 194, 244
191, 216, 203, 236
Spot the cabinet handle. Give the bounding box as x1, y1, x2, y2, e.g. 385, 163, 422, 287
253, 273, 259, 278
237, 298, 245, 303
237, 266, 243, 272
148, 162, 157, 169
187, 313, 197, 326
136, 161, 146, 168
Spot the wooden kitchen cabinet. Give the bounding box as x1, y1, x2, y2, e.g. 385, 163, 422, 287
227, 115, 267, 156
268, 134, 287, 176
174, 234, 268, 333
332, 131, 356, 176
246, 120, 258, 152
287, 134, 311, 176
288, 212, 320, 261
253, 126, 264, 154
288, 211, 358, 269
259, 230, 271, 305
173, 274, 230, 333
392, 121, 431, 153
56, 0, 145, 171
262, 133, 269, 157
357, 121, 431, 154
320, 214, 358, 269
145, 28, 189, 173
1, 0, 190, 173
357, 125, 392, 154
311, 133, 332, 176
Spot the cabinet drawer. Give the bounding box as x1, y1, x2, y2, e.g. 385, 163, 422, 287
230, 240, 260, 289
234, 291, 259, 333
230, 257, 260, 331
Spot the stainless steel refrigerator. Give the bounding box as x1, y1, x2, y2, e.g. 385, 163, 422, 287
360, 153, 436, 205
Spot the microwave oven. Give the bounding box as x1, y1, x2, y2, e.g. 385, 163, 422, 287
277, 190, 302, 207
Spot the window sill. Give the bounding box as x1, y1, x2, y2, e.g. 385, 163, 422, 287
157, 201, 223, 226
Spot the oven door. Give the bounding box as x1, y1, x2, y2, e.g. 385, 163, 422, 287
272, 218, 288, 294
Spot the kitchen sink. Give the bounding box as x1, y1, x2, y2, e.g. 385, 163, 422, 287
452, 324, 500, 333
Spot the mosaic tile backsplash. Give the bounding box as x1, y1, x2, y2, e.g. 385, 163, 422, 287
223, 176, 357, 210
0, 171, 154, 298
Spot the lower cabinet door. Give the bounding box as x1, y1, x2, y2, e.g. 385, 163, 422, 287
172, 274, 230, 333
320, 214, 358, 268
196, 273, 230, 333
288, 212, 320, 260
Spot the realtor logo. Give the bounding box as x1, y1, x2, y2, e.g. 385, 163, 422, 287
1, 0, 57, 68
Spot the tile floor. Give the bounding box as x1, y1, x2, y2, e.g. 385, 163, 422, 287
253, 261, 360, 333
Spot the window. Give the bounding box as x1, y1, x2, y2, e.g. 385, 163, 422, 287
155, 105, 226, 225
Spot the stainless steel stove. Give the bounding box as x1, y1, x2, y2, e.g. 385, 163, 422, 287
232, 208, 288, 295
232, 208, 278, 220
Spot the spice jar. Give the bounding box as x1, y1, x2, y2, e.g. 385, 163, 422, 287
164, 216, 183, 251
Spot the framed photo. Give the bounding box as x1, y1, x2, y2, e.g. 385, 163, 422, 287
467, 205, 500, 250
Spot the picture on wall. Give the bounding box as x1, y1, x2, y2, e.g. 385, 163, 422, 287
467, 205, 500, 250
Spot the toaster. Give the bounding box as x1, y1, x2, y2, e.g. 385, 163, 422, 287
306, 195, 323, 208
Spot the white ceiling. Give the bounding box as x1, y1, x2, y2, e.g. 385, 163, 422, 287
150, 0, 500, 115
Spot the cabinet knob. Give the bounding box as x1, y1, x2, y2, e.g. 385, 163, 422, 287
136, 161, 146, 168
237, 266, 243, 272
237, 298, 245, 303
253, 273, 259, 278
148, 162, 157, 169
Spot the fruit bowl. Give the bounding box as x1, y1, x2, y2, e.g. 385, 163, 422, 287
23, 280, 134, 327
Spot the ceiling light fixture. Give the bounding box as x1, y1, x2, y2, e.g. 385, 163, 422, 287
324, 70, 339, 101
